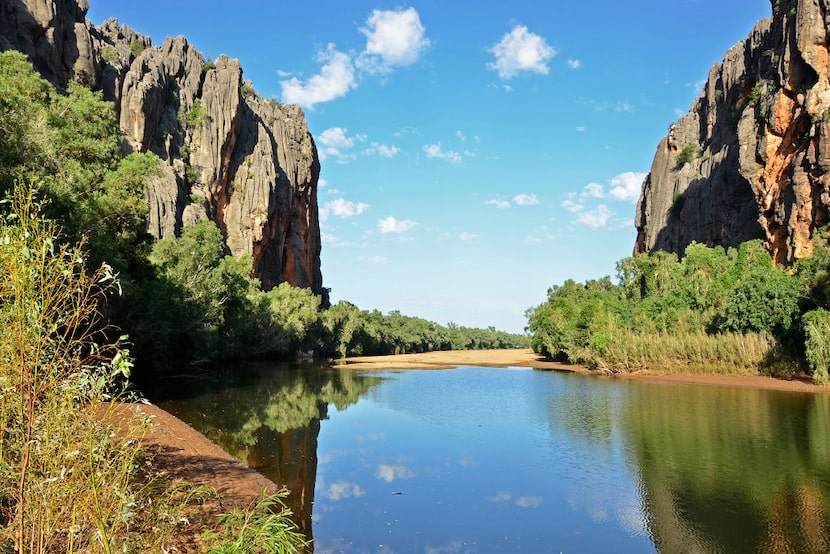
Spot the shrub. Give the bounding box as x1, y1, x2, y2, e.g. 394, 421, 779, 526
185, 98, 207, 128
675, 143, 701, 167
803, 309, 830, 384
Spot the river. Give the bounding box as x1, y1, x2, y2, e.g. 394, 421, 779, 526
149, 363, 830, 552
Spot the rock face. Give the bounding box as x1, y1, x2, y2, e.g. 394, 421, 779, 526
0, 0, 325, 298
636, 0, 830, 264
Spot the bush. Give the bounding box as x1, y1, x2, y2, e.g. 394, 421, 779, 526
803, 309, 830, 384
675, 143, 701, 167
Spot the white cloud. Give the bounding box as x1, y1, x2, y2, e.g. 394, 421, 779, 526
326, 198, 369, 218
373, 143, 400, 158
567, 58, 581, 69
459, 232, 477, 241
359, 7, 430, 73
561, 199, 583, 213
378, 216, 416, 234
609, 171, 647, 202
317, 127, 366, 162
456, 130, 467, 142
513, 193, 540, 206
488, 25, 556, 80
485, 199, 511, 210
616, 101, 635, 113
583, 183, 605, 199
319, 127, 354, 149
358, 255, 387, 264
376, 464, 414, 483
524, 235, 542, 245
576, 126, 586, 132
280, 44, 355, 109
423, 143, 462, 164
576, 205, 612, 229
325, 481, 366, 501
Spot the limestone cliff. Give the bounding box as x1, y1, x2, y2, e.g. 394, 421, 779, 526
636, 0, 830, 264
0, 0, 325, 297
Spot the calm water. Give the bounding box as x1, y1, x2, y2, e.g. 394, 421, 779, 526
150, 364, 830, 553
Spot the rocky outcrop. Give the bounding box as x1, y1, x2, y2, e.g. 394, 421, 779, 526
0, 0, 325, 298
636, 0, 830, 264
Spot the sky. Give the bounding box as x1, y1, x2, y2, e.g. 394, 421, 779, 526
87, 0, 772, 334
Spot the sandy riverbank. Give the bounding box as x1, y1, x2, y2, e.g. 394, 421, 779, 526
336, 348, 829, 393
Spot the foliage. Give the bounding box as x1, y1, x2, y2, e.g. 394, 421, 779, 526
528, 239, 812, 378
803, 309, 830, 384
185, 98, 207, 128
675, 143, 701, 167
202, 492, 309, 553
0, 184, 200, 552
129, 39, 146, 57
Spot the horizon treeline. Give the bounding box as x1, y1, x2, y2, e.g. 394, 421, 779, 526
527, 235, 830, 384
0, 50, 527, 376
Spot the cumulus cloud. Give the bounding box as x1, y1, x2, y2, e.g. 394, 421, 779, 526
608, 171, 647, 202
561, 199, 583, 213
372, 143, 400, 158
423, 143, 462, 164
488, 25, 556, 80
378, 216, 416, 234
280, 44, 356, 109
485, 199, 511, 210
567, 58, 581, 69
513, 193, 540, 206
359, 7, 431, 72
326, 198, 370, 218
317, 127, 365, 162
375, 464, 414, 483
583, 183, 605, 198
282, 8, 430, 108
459, 232, 477, 241
576, 205, 612, 229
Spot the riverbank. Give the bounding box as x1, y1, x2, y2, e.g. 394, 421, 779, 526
337, 348, 829, 393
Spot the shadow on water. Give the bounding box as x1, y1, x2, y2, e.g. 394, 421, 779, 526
144, 362, 383, 543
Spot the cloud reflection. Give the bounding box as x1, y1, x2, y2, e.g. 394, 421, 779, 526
376, 463, 414, 482
515, 496, 543, 509
486, 491, 512, 503
325, 480, 366, 501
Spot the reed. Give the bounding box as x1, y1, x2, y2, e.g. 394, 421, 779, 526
595, 328, 797, 376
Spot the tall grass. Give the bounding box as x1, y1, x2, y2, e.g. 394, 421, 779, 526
0, 184, 307, 552
596, 327, 795, 376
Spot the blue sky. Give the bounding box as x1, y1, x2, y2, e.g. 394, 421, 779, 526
88, 0, 772, 333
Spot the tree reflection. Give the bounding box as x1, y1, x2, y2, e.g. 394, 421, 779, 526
623, 385, 830, 553
153, 364, 381, 545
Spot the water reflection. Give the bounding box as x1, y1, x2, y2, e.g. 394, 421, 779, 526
151, 365, 830, 552
623, 384, 830, 553
150, 363, 381, 540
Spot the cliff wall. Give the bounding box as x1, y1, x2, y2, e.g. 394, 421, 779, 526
0, 0, 325, 296
636, 0, 830, 264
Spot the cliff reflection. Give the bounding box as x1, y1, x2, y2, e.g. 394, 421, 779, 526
623, 384, 830, 553
153, 364, 381, 541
